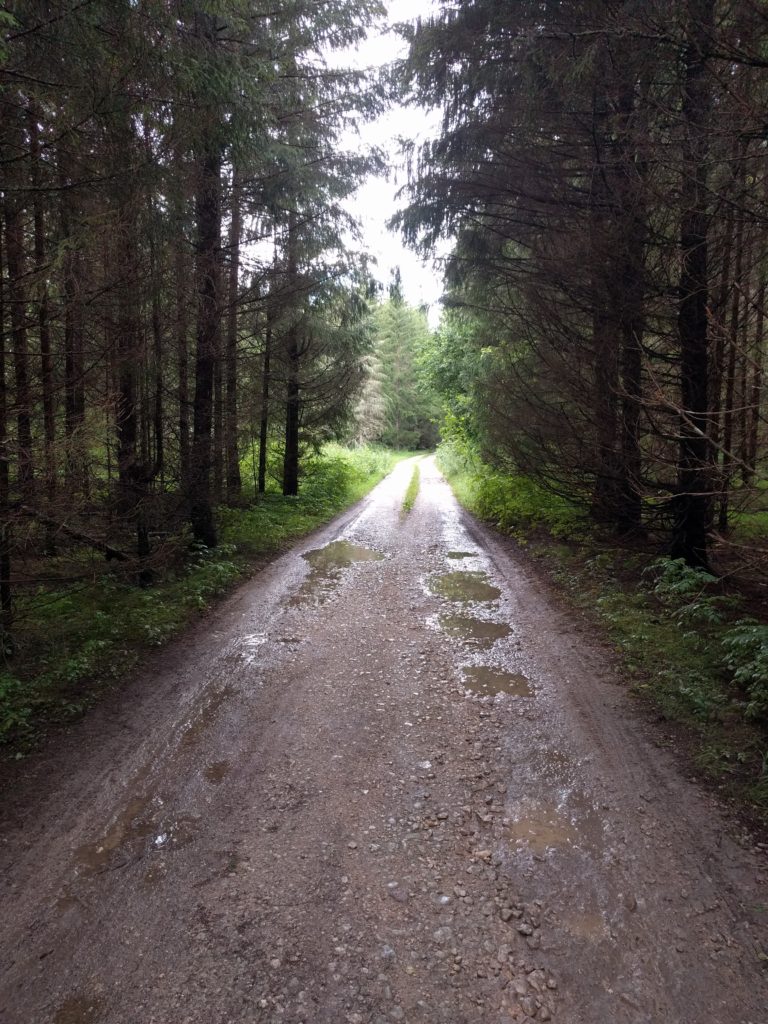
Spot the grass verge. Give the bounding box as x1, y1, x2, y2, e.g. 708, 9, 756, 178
402, 463, 421, 514
437, 442, 768, 829
0, 444, 412, 756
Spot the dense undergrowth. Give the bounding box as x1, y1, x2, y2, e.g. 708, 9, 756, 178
0, 444, 409, 754
437, 438, 768, 823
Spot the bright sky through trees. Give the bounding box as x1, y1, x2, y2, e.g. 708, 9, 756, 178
337, 0, 446, 324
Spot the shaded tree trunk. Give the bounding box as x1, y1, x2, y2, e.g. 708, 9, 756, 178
188, 10, 222, 547
4, 98, 35, 501
0, 222, 13, 650
29, 106, 57, 552
58, 145, 87, 496
176, 238, 191, 493
670, 0, 715, 569
282, 214, 300, 496
226, 169, 242, 500
258, 317, 272, 495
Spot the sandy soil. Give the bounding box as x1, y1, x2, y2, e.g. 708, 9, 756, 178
1, 457, 766, 1024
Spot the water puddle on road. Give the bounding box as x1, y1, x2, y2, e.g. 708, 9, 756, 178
151, 814, 200, 851
289, 540, 384, 606
74, 795, 156, 876
55, 892, 80, 914
53, 995, 104, 1024
429, 571, 501, 603
446, 550, 475, 560
538, 749, 574, 782
504, 802, 579, 855
463, 666, 534, 697
75, 796, 200, 876
561, 910, 610, 940
204, 760, 231, 784
233, 633, 267, 664
179, 685, 234, 751
440, 614, 511, 648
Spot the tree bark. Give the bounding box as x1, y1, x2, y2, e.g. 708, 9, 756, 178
58, 144, 87, 496
29, 106, 57, 552
282, 214, 300, 496
258, 317, 272, 495
225, 169, 242, 501
4, 97, 35, 502
670, 0, 715, 569
0, 220, 13, 649
188, 9, 222, 547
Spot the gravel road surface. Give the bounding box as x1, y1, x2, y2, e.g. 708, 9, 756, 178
1, 457, 767, 1023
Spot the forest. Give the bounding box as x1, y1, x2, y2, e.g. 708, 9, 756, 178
398, 0, 768, 569
394, 0, 768, 799
3, 0, 768, 778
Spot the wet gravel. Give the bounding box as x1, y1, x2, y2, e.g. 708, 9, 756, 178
0, 457, 767, 1023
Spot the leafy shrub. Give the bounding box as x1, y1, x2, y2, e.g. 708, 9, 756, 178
722, 620, 768, 719
0, 673, 31, 742
643, 558, 734, 626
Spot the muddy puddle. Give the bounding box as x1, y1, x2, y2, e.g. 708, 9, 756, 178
439, 614, 511, 648
179, 685, 234, 750
463, 666, 534, 697
289, 540, 384, 606
504, 801, 580, 855
75, 795, 200, 876
537, 749, 575, 782
151, 814, 200, 851
232, 633, 267, 664
204, 760, 231, 784
74, 795, 157, 875
429, 570, 501, 603
54, 995, 104, 1024
561, 910, 610, 940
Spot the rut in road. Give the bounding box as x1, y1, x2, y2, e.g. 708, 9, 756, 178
1, 457, 767, 1024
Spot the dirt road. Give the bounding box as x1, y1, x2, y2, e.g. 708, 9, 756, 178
1, 457, 766, 1024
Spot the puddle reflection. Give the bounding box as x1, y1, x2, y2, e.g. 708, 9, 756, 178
439, 614, 511, 648
289, 540, 384, 606
430, 571, 501, 603
54, 995, 104, 1024
204, 760, 231, 784
463, 666, 534, 697
503, 799, 580, 855
75, 796, 200, 876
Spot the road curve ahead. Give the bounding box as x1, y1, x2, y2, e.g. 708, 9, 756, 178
1, 456, 767, 1024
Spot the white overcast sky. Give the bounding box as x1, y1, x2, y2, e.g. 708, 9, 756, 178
337, 0, 448, 323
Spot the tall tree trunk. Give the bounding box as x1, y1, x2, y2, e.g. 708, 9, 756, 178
4, 98, 35, 501
587, 56, 621, 524
58, 145, 87, 495
616, 70, 649, 536
213, 319, 224, 501
188, 9, 221, 547
746, 269, 766, 483
225, 169, 242, 501
671, 0, 715, 569
282, 215, 300, 497
0, 221, 13, 650
258, 316, 272, 495
709, 186, 735, 519
718, 186, 745, 534
29, 106, 56, 552
590, 307, 620, 521
176, 238, 191, 493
